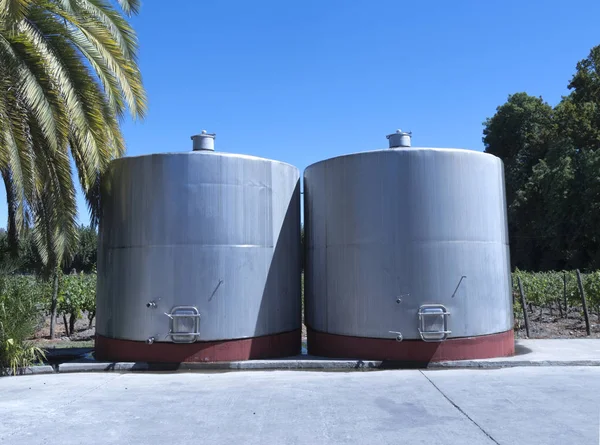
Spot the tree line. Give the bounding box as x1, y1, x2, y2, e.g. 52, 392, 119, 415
0, 225, 97, 275
484, 45, 600, 271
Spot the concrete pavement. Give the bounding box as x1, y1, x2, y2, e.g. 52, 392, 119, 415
435, 338, 600, 368
12, 339, 600, 376
1, 367, 598, 445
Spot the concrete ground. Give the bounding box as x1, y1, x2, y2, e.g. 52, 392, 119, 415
435, 338, 600, 367
1, 367, 598, 445
29, 339, 600, 374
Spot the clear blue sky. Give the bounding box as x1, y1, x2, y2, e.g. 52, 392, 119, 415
2, 0, 600, 227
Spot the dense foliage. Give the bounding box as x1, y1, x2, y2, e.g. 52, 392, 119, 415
0, 225, 97, 274
0, 269, 95, 372
56, 269, 96, 335
0, 274, 46, 374
484, 45, 600, 271
512, 270, 600, 316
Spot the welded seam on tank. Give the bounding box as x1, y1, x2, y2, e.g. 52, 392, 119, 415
112, 151, 298, 167
313, 240, 507, 247
419, 371, 501, 445
103, 243, 273, 249
304, 147, 494, 168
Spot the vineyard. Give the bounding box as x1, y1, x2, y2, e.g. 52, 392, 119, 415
1, 272, 96, 346
512, 270, 600, 338
30, 269, 600, 341
2, 268, 600, 367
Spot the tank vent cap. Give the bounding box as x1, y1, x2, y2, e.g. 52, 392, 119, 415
386, 129, 412, 148
191, 130, 216, 151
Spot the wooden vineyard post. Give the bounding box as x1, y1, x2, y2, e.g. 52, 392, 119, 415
557, 273, 563, 318
517, 277, 530, 338
563, 272, 568, 318
576, 270, 591, 336
511, 274, 515, 306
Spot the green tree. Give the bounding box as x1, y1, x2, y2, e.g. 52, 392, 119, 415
483, 93, 556, 206
485, 45, 600, 271
0, 224, 98, 274
551, 46, 600, 269
483, 93, 557, 269
68, 225, 97, 273
0, 0, 146, 337
510, 141, 576, 270
564, 45, 600, 150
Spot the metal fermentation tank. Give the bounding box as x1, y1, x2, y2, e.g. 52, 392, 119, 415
95, 131, 302, 362
303, 131, 514, 361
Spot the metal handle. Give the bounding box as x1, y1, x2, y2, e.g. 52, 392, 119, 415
418, 304, 451, 342
164, 306, 201, 343
164, 312, 201, 320
389, 331, 403, 342
165, 332, 200, 338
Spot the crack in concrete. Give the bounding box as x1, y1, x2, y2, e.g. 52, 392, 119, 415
419, 370, 501, 445
61, 373, 125, 408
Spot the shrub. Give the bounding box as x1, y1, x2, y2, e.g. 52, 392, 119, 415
0, 275, 46, 374
583, 271, 600, 316
57, 271, 96, 336
81, 272, 97, 329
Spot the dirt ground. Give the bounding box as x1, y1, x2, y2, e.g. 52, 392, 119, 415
32, 313, 95, 348
514, 305, 600, 339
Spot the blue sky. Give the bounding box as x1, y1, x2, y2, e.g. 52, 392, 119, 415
2, 0, 600, 227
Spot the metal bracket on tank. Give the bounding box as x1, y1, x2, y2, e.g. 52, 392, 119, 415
164, 306, 201, 343
418, 304, 451, 342
389, 331, 403, 342
395, 293, 410, 304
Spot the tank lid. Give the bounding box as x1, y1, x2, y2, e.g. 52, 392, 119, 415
386, 129, 412, 148
191, 130, 216, 151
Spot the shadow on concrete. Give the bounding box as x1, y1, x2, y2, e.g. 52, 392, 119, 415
43, 348, 94, 365
514, 343, 533, 356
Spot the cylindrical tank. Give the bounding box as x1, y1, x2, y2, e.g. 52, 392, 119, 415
95, 132, 301, 362
304, 132, 514, 362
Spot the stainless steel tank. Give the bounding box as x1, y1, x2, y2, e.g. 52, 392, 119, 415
304, 131, 514, 361
95, 132, 301, 362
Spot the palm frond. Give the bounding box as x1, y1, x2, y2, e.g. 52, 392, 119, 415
35, 3, 146, 117
114, 0, 139, 16
0, 0, 33, 24
29, 116, 78, 265
1, 89, 35, 234
0, 0, 146, 268
0, 33, 66, 153
71, 0, 139, 59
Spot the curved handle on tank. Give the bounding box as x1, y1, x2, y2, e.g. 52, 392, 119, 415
389, 331, 403, 342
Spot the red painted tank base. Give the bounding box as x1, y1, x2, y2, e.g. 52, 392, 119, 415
307, 327, 514, 362
95, 329, 301, 363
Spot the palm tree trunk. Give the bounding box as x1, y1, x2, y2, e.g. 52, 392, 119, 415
49, 271, 59, 339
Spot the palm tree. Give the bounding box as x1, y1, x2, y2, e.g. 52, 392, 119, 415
0, 0, 147, 337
